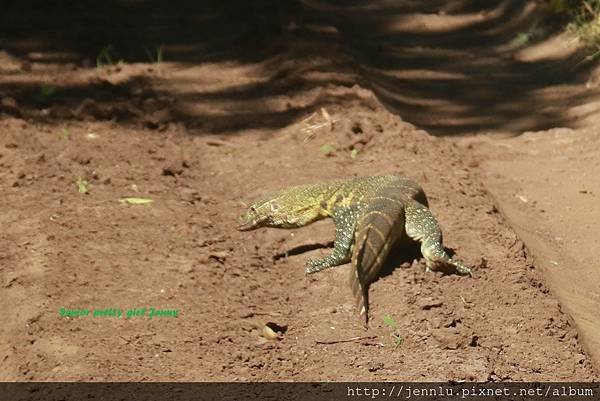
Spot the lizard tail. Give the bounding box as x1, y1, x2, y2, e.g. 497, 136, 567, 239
349, 254, 369, 328
350, 193, 406, 327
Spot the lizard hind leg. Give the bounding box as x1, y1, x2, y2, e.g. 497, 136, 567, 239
420, 239, 472, 276
405, 200, 472, 277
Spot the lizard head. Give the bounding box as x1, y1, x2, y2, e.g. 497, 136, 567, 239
237, 187, 324, 231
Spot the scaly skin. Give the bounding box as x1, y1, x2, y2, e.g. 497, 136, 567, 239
238, 175, 472, 325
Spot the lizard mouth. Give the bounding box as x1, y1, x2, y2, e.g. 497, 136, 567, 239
237, 212, 262, 231
237, 217, 254, 231
237, 221, 254, 231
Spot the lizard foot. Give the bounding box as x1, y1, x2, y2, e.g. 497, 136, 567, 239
451, 260, 473, 277
305, 257, 343, 274
425, 259, 473, 277
305, 259, 327, 274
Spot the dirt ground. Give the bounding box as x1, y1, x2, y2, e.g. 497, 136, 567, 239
1, 0, 599, 381
464, 127, 600, 371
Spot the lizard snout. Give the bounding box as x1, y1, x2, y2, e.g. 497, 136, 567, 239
237, 207, 262, 231
237, 213, 254, 231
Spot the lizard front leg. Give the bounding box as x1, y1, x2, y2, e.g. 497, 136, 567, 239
305, 206, 359, 274
404, 200, 472, 276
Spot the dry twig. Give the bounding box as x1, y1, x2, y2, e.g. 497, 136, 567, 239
315, 335, 378, 345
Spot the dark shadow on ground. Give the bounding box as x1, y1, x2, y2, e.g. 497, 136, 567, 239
1, 0, 598, 135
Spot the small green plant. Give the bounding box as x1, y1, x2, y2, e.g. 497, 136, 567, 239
383, 314, 404, 349
34, 84, 57, 104
76, 177, 89, 194
350, 148, 359, 159
96, 45, 120, 69
156, 44, 164, 64
510, 18, 548, 48
511, 32, 533, 47
383, 314, 396, 328
144, 44, 165, 64
551, 0, 595, 15
557, 0, 600, 60
319, 143, 336, 156
61, 128, 70, 140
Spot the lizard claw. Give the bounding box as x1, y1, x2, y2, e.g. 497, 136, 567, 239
452, 260, 473, 277
425, 259, 473, 277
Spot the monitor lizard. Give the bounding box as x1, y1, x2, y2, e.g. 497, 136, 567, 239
237, 175, 472, 326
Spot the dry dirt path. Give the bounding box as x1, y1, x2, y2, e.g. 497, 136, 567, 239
462, 128, 600, 373
302, 0, 600, 372
0, 0, 599, 381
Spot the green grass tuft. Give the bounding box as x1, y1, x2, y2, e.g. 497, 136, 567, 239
97, 45, 117, 69
76, 177, 89, 194
144, 44, 165, 65
555, 1, 600, 59
382, 314, 404, 349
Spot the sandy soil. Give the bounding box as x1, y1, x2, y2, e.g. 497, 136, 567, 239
464, 127, 600, 371
1, 0, 599, 381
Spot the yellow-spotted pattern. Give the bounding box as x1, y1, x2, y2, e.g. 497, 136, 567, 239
238, 175, 471, 325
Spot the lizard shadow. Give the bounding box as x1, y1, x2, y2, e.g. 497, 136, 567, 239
272, 241, 334, 261
377, 241, 422, 280
275, 240, 462, 278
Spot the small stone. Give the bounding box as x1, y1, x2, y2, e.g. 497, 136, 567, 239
261, 325, 279, 340
180, 188, 202, 203
260, 322, 287, 341
367, 362, 384, 372
144, 109, 171, 129
48, 105, 73, 119
431, 328, 464, 350
429, 317, 443, 328
74, 98, 105, 119
1, 97, 20, 116
416, 297, 443, 310
162, 163, 184, 176
208, 251, 229, 262
469, 335, 479, 347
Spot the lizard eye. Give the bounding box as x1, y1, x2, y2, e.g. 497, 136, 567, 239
250, 205, 257, 213
270, 202, 279, 211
